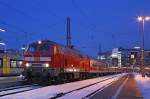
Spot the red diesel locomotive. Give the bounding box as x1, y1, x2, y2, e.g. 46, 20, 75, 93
22, 40, 119, 82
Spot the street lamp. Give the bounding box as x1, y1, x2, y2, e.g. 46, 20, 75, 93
0, 28, 6, 32
0, 42, 6, 52
0, 28, 6, 52
137, 16, 150, 75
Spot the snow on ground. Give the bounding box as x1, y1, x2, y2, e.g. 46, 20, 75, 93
0, 86, 40, 96
0, 73, 126, 99
134, 73, 150, 99
58, 75, 123, 99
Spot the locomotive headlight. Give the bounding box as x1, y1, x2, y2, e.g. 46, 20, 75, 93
19, 61, 23, 65
25, 63, 31, 67
44, 63, 49, 68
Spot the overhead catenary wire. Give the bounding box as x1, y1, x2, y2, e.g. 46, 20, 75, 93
33, 0, 65, 20
71, 0, 99, 41
0, 20, 30, 48
0, 0, 68, 47
0, 1, 65, 33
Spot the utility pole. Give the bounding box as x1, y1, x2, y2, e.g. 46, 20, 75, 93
141, 19, 145, 75
137, 16, 150, 77
66, 17, 72, 48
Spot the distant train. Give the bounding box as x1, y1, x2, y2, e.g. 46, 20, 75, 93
0, 49, 23, 76
22, 40, 121, 83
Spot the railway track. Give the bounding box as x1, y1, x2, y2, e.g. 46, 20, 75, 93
0, 84, 42, 97
0, 74, 126, 99
51, 74, 126, 99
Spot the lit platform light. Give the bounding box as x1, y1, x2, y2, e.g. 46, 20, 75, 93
0, 42, 6, 46
38, 40, 42, 44
137, 16, 150, 21
0, 28, 6, 32
137, 16, 150, 77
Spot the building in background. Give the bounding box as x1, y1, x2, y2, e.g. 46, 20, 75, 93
97, 47, 150, 68
114, 47, 150, 68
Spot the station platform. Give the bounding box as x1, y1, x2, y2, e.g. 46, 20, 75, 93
117, 74, 143, 99
90, 73, 143, 99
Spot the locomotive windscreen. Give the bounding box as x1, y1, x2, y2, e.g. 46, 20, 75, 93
27, 43, 50, 52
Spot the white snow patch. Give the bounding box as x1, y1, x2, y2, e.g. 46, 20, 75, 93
134, 73, 150, 99
0, 73, 126, 99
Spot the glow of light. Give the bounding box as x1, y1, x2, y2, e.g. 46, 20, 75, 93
19, 61, 23, 65
145, 16, 150, 21
44, 63, 49, 67
145, 67, 150, 70
38, 40, 42, 44
74, 69, 77, 72
134, 46, 140, 49
21, 47, 26, 50
131, 55, 135, 59
111, 54, 118, 58
0, 28, 6, 32
137, 16, 143, 21
0, 42, 6, 46
25, 63, 30, 67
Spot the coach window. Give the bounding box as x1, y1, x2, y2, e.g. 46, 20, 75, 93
0, 59, 2, 68
17, 61, 23, 67
11, 60, 17, 68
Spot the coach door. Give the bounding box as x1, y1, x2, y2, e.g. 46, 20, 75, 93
3, 56, 10, 75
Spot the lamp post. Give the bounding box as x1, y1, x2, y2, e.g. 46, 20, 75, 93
0, 28, 6, 32
137, 16, 150, 76
0, 42, 6, 52
0, 28, 6, 52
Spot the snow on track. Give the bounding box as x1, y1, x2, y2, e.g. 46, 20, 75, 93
0, 85, 41, 97
59, 74, 125, 99
0, 73, 126, 99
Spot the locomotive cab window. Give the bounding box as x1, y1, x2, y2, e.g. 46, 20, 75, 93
27, 44, 50, 52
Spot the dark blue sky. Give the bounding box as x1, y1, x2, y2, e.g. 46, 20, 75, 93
0, 0, 150, 57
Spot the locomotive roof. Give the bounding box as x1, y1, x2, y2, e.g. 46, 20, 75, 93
30, 40, 90, 58
31, 40, 72, 48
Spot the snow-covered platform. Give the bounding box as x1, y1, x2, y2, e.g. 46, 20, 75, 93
0, 73, 126, 99
135, 73, 150, 99
90, 73, 144, 99
117, 73, 143, 99
1, 73, 149, 99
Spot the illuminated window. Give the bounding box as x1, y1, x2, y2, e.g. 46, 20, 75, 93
17, 61, 23, 67
11, 60, 17, 68
0, 59, 2, 68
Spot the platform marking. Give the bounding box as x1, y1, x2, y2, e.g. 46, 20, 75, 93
111, 75, 129, 99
